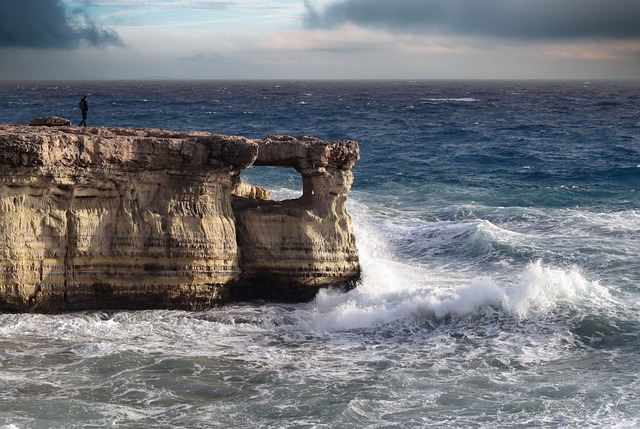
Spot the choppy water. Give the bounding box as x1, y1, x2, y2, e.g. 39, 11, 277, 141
1, 80, 639, 428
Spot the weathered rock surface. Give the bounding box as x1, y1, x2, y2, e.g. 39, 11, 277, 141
29, 116, 72, 127
232, 135, 360, 301
0, 124, 360, 312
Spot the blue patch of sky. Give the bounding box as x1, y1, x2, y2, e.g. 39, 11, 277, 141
70, 1, 305, 31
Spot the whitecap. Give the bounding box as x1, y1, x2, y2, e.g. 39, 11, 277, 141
425, 97, 478, 103
304, 199, 615, 332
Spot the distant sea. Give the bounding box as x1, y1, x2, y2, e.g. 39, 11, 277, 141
1, 80, 639, 428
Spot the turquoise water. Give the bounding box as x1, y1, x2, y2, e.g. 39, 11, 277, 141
1, 80, 639, 428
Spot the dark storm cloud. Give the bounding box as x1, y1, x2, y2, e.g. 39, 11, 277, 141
0, 0, 123, 48
303, 0, 640, 40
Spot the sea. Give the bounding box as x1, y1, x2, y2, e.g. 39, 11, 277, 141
0, 80, 639, 428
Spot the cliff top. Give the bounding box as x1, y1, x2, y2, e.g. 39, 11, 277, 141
0, 121, 359, 172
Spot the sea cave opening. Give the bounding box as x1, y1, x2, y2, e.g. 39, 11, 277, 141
240, 166, 302, 201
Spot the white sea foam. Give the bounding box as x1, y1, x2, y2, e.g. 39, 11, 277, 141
307, 258, 611, 332
424, 97, 478, 103
303, 200, 616, 332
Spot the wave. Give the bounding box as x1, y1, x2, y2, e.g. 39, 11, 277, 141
420, 97, 478, 103
307, 259, 612, 332
298, 200, 628, 333
426, 218, 535, 264
354, 208, 539, 269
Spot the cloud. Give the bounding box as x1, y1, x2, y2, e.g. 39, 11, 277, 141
78, 0, 236, 9
0, 0, 123, 48
303, 0, 640, 41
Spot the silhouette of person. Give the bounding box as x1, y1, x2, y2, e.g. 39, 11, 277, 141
78, 95, 88, 127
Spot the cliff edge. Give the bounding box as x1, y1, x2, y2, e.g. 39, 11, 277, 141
0, 123, 360, 312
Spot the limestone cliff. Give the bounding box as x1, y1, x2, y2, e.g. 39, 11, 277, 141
232, 135, 360, 301
0, 123, 360, 312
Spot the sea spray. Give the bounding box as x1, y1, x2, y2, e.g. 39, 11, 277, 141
309, 259, 608, 332
307, 197, 613, 332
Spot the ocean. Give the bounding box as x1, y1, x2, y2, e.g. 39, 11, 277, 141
0, 80, 639, 428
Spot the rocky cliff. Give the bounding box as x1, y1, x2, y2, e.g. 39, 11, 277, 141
0, 122, 360, 312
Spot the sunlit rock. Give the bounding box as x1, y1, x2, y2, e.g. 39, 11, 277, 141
0, 124, 360, 312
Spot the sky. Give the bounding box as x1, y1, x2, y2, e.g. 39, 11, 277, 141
1, 0, 640, 80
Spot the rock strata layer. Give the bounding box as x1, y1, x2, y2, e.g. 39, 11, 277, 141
0, 123, 360, 312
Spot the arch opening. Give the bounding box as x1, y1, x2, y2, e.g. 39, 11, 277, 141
240, 166, 303, 201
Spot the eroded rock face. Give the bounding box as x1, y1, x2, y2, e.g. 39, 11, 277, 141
231, 135, 360, 301
0, 124, 360, 312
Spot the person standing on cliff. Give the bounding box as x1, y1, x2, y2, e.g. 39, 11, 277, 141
78, 95, 88, 127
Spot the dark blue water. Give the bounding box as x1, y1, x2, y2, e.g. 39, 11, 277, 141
1, 80, 639, 428
4, 80, 638, 203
